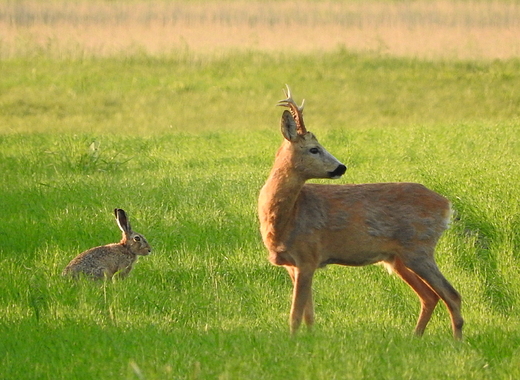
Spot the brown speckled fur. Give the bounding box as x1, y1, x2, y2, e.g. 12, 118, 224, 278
62, 209, 151, 280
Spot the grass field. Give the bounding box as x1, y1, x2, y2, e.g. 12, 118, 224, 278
2, 1, 520, 379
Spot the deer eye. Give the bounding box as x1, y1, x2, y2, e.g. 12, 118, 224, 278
309, 148, 319, 154
133, 236, 141, 242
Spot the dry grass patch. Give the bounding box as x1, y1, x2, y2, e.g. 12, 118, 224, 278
2, 1, 520, 59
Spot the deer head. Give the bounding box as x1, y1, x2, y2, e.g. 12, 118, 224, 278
276, 85, 347, 180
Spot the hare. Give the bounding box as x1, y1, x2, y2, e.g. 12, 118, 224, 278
62, 208, 151, 279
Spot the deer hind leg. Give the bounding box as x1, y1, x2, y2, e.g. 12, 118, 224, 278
391, 257, 440, 336
286, 266, 315, 334
403, 255, 464, 340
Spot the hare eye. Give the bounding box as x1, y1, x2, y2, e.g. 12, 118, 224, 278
133, 236, 141, 242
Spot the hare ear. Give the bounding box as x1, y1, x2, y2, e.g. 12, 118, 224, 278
114, 208, 131, 234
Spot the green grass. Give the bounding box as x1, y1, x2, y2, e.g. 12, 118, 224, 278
2, 51, 520, 134
1, 50, 520, 379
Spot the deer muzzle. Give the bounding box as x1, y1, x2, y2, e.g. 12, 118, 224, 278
329, 164, 347, 179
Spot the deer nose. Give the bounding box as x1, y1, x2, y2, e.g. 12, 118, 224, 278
330, 164, 347, 178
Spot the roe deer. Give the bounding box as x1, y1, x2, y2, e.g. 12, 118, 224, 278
258, 86, 463, 339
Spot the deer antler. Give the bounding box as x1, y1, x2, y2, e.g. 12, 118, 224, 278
277, 85, 307, 134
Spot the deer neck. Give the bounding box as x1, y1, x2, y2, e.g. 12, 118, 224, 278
259, 150, 305, 251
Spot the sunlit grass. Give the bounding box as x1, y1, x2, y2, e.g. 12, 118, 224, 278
1, 51, 520, 135
1, 119, 520, 378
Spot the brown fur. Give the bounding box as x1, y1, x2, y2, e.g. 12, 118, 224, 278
258, 87, 463, 339
62, 209, 151, 280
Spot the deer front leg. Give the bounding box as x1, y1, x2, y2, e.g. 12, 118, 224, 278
304, 291, 315, 327
286, 266, 315, 329
288, 266, 315, 334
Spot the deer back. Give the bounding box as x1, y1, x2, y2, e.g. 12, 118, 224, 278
282, 182, 451, 268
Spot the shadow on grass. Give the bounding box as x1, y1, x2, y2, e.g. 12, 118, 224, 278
448, 197, 515, 316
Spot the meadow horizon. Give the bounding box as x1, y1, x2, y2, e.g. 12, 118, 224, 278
2, 0, 520, 60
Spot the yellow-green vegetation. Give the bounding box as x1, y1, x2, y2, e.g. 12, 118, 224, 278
2, 1, 520, 379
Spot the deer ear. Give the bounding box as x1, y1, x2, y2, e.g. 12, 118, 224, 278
280, 110, 299, 142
